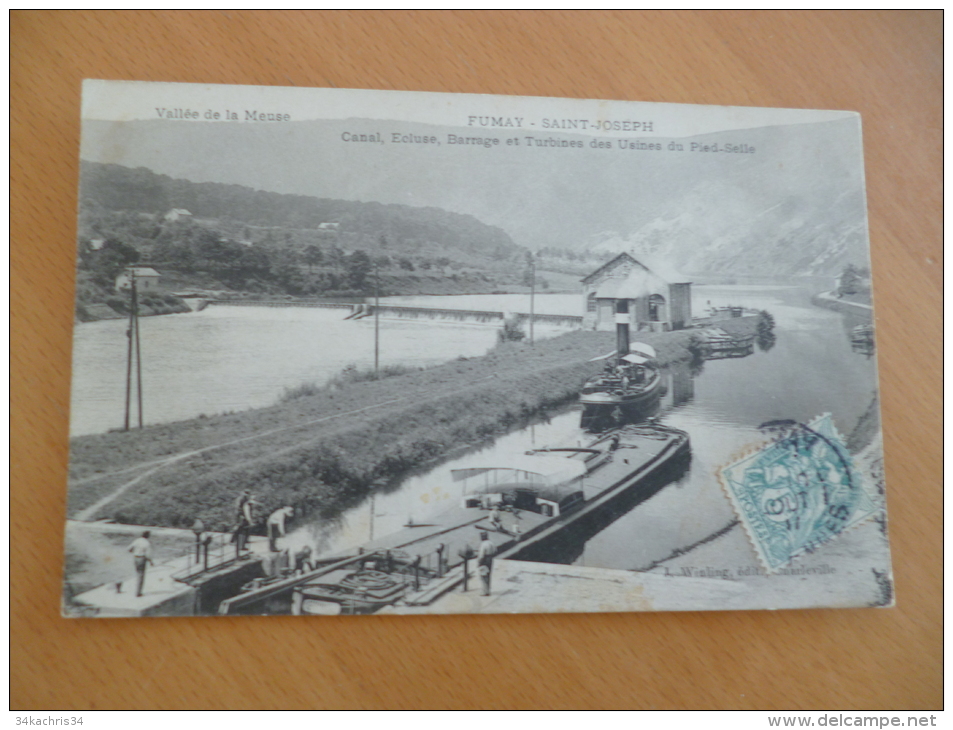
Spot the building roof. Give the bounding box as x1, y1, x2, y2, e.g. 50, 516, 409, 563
582, 251, 691, 288
119, 267, 160, 278
581, 252, 640, 284
594, 266, 664, 300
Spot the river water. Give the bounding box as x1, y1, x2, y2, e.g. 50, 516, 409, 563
68, 293, 580, 437
70, 283, 878, 572
277, 282, 879, 570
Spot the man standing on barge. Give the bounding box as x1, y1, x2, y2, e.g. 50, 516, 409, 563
477, 531, 496, 596
267, 506, 294, 552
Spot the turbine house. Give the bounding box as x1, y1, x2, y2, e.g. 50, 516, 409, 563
582, 253, 692, 334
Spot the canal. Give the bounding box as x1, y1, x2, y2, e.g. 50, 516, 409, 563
279, 281, 879, 572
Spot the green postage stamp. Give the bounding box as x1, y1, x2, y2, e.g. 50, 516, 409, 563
720, 415, 882, 573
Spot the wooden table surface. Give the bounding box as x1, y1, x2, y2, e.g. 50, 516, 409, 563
11, 10, 942, 711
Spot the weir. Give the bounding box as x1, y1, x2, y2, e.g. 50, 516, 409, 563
206, 299, 584, 327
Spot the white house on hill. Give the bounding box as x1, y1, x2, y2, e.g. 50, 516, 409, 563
164, 208, 192, 223
582, 252, 692, 332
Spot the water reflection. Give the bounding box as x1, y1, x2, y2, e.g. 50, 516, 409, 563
850, 323, 876, 357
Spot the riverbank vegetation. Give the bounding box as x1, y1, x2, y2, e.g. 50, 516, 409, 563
279, 364, 419, 402
835, 263, 873, 305
67, 324, 718, 531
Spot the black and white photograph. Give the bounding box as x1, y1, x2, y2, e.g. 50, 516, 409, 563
63, 80, 892, 617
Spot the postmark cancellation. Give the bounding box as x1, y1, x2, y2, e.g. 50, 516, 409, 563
719, 414, 882, 573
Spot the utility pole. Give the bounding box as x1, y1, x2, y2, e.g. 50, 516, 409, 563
123, 270, 134, 431
134, 276, 143, 428
529, 252, 536, 346
122, 267, 143, 430
374, 235, 387, 379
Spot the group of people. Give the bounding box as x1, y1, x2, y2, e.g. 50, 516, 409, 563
125, 491, 303, 599
602, 360, 647, 388
232, 489, 295, 554
125, 490, 509, 600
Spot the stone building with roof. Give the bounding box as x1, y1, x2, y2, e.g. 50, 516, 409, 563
581, 252, 692, 332
115, 266, 161, 293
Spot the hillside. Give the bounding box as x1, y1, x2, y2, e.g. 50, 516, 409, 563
74, 162, 537, 309
77, 114, 872, 282
79, 161, 521, 263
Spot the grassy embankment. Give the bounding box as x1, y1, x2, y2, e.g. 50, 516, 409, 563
67, 321, 756, 532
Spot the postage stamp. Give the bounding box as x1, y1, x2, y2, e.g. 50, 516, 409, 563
719, 414, 881, 572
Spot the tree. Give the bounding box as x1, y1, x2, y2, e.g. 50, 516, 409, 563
303, 245, 324, 273
273, 262, 306, 294
346, 250, 373, 289
194, 230, 243, 272
837, 264, 863, 297
90, 237, 140, 287
497, 316, 526, 343
328, 246, 346, 269
237, 246, 271, 278
398, 257, 415, 271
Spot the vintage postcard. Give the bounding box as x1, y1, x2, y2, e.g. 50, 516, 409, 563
63, 80, 892, 616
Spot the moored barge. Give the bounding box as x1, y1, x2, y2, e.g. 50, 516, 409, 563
220, 422, 690, 615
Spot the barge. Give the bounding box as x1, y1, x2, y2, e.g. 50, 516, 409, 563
580, 342, 662, 430
220, 422, 690, 615
695, 327, 756, 360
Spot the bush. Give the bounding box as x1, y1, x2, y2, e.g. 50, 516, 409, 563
104, 296, 129, 315
279, 382, 323, 402
279, 364, 419, 402
497, 316, 526, 343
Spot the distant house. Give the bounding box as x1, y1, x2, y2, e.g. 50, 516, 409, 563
89, 238, 105, 251
581, 252, 692, 332
164, 208, 192, 223
115, 266, 161, 293
318, 222, 340, 231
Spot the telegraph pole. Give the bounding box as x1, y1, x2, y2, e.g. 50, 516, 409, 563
529, 252, 536, 346
122, 266, 143, 430
374, 253, 381, 379
123, 269, 135, 431
133, 274, 143, 428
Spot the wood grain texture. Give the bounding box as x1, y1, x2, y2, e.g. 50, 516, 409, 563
11, 10, 941, 710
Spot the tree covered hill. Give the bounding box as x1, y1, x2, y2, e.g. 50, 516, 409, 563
73, 162, 541, 315
78, 161, 521, 263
